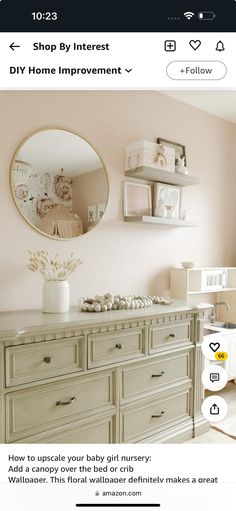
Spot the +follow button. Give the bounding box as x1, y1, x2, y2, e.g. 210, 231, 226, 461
167, 61, 227, 80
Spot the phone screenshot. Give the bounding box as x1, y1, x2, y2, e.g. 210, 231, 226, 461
0, 1, 235, 510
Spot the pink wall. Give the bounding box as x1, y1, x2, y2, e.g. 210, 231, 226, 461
72, 168, 108, 232
0, 91, 236, 311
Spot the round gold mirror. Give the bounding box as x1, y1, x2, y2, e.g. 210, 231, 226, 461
10, 129, 109, 239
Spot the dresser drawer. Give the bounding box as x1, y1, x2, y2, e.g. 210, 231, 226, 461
14, 413, 117, 444
88, 327, 146, 369
120, 348, 193, 403
5, 336, 85, 387
120, 388, 191, 443
149, 319, 193, 353
6, 370, 116, 442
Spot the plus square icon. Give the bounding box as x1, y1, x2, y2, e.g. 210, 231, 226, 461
164, 40, 176, 52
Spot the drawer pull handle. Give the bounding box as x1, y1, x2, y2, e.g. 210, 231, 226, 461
115, 343, 123, 350
151, 411, 165, 418
169, 333, 176, 338
152, 371, 165, 378
56, 397, 76, 406
43, 356, 51, 364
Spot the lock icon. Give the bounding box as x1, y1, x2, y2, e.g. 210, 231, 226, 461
210, 404, 220, 415
216, 41, 225, 51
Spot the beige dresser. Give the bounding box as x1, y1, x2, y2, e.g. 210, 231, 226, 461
0, 302, 210, 444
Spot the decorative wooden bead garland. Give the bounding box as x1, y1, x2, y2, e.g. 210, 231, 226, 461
79, 293, 172, 312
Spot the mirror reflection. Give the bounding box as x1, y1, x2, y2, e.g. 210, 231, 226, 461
11, 129, 108, 238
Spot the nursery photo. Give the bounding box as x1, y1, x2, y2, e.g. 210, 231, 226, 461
0, 90, 236, 444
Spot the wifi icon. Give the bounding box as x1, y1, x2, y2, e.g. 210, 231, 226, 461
184, 11, 195, 20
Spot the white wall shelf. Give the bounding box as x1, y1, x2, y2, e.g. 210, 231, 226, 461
170, 267, 236, 302
124, 216, 196, 227
125, 166, 200, 186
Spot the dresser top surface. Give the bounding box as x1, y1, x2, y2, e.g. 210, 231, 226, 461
0, 301, 212, 341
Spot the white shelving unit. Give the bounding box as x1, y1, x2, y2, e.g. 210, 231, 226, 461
124, 166, 199, 228
170, 267, 236, 302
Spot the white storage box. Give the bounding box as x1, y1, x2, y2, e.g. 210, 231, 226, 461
125, 140, 175, 172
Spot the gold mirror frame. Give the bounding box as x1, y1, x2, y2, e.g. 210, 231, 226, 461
10, 127, 109, 240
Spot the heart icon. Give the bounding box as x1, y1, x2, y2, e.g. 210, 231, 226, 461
209, 342, 220, 353
189, 40, 201, 50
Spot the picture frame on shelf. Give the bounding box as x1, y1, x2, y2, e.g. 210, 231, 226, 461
123, 181, 152, 216
153, 182, 181, 219
157, 138, 187, 166
97, 203, 106, 221
88, 204, 97, 225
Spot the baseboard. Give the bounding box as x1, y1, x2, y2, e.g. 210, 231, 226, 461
193, 415, 210, 437
136, 419, 194, 444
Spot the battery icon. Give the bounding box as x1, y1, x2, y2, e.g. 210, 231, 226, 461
198, 11, 216, 20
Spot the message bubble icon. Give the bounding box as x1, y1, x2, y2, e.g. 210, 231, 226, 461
202, 364, 228, 391
210, 372, 220, 383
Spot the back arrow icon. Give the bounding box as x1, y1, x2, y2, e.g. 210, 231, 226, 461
10, 42, 21, 51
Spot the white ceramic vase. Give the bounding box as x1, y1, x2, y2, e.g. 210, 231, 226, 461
42, 280, 70, 313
